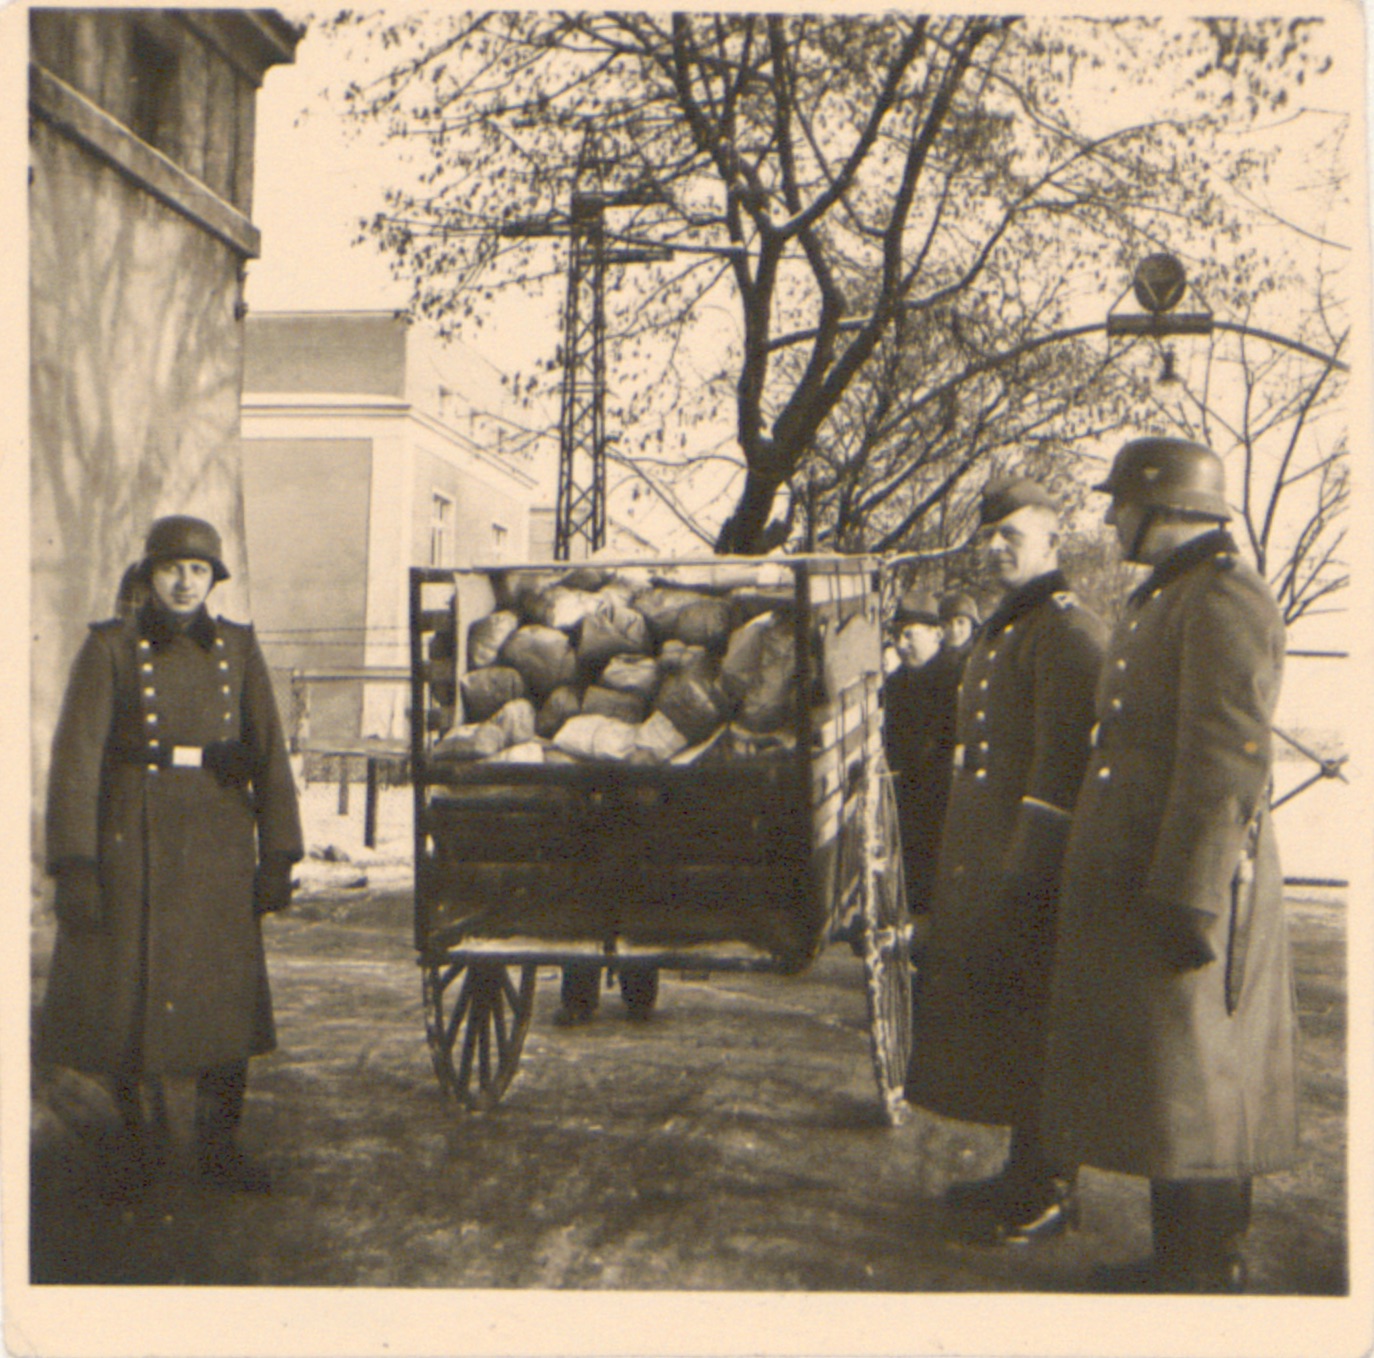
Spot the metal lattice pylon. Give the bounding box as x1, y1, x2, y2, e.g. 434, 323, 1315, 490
554, 176, 609, 560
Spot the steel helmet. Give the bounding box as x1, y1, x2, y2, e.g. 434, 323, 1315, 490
140, 515, 230, 583
1095, 438, 1230, 521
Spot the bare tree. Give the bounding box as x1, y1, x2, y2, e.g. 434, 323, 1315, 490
328, 12, 1332, 553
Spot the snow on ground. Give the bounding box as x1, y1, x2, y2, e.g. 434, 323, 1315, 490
294, 781, 414, 899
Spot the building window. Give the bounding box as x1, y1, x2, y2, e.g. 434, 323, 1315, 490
430, 493, 453, 567
490, 523, 508, 561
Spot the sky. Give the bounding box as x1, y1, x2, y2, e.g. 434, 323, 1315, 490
243, 11, 1366, 655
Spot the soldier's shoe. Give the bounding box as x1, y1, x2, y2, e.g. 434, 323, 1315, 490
990, 1177, 1080, 1246
199, 1143, 272, 1193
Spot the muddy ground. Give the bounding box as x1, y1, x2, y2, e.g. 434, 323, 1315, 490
27, 871, 1347, 1295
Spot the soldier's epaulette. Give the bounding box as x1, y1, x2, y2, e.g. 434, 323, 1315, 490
1050, 590, 1077, 611
1214, 550, 1239, 571
90, 617, 124, 633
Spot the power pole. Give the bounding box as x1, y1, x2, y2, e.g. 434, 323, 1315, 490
554, 186, 609, 560
502, 130, 670, 560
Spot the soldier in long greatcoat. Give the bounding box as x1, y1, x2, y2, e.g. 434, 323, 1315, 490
1040, 439, 1297, 1292
40, 516, 302, 1191
906, 477, 1106, 1244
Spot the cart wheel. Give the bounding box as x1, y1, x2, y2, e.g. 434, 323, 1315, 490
859, 758, 912, 1127
423, 960, 537, 1112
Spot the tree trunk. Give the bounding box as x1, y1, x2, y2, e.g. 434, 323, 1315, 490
714, 469, 784, 556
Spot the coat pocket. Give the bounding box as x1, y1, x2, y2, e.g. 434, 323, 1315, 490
1224, 812, 1263, 1016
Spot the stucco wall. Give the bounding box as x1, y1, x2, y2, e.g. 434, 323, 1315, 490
30, 116, 251, 805
243, 313, 409, 398
241, 437, 372, 744
410, 443, 532, 570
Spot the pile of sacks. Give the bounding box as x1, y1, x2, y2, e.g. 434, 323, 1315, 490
431, 564, 802, 767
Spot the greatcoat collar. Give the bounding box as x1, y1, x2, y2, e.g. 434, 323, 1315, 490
983, 569, 1070, 638
1130, 528, 1237, 606
136, 600, 219, 651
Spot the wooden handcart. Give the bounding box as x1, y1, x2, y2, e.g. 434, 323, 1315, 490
409, 555, 912, 1124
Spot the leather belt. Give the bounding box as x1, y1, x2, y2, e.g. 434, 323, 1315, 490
118, 744, 204, 769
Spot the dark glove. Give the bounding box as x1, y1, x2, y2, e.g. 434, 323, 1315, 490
1145, 899, 1217, 971
253, 855, 296, 916
53, 859, 106, 932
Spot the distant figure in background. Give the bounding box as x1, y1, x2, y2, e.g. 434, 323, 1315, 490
555, 961, 658, 1026
884, 589, 973, 933
113, 562, 148, 620
40, 515, 302, 1193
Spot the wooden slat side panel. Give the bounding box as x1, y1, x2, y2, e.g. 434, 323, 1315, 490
421, 856, 821, 970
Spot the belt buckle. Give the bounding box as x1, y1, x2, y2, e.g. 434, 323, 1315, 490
171, 745, 203, 768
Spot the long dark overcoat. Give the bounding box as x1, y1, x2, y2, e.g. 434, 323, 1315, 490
1040, 531, 1298, 1178
40, 603, 303, 1076
907, 571, 1106, 1126
884, 643, 967, 913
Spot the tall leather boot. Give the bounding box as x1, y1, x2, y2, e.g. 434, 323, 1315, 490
946, 1126, 1079, 1245
195, 1062, 270, 1192
1153, 1178, 1251, 1293
618, 963, 659, 1021
1093, 1178, 1250, 1292
105, 1074, 166, 1193
554, 962, 602, 1026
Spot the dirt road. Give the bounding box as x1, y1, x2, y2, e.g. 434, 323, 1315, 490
28, 879, 1346, 1294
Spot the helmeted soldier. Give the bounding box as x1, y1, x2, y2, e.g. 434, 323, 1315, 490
1040, 438, 1297, 1292
41, 515, 303, 1192
906, 476, 1107, 1244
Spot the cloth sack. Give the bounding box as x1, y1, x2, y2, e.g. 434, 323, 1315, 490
582, 684, 648, 725
460, 666, 528, 723
432, 722, 506, 762
537, 685, 582, 739
654, 652, 734, 744
577, 600, 651, 669
671, 598, 734, 651
720, 612, 797, 733
554, 714, 639, 762
600, 654, 660, 699
490, 697, 537, 747
529, 586, 604, 633
467, 610, 521, 670
500, 625, 578, 698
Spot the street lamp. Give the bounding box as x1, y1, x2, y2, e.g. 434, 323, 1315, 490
1107, 251, 1348, 372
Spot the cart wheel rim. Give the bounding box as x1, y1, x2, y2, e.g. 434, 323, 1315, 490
858, 759, 913, 1126
424, 960, 537, 1112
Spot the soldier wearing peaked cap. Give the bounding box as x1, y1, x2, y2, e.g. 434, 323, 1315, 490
906, 476, 1107, 1245
40, 516, 302, 1194
1040, 438, 1297, 1293
884, 589, 954, 921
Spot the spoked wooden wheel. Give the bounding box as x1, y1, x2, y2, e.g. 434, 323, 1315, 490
423, 959, 537, 1111
859, 758, 913, 1126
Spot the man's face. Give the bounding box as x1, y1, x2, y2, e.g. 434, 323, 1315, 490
1105, 497, 1148, 562
897, 621, 942, 668
979, 505, 1060, 590
150, 558, 214, 616
942, 615, 974, 650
